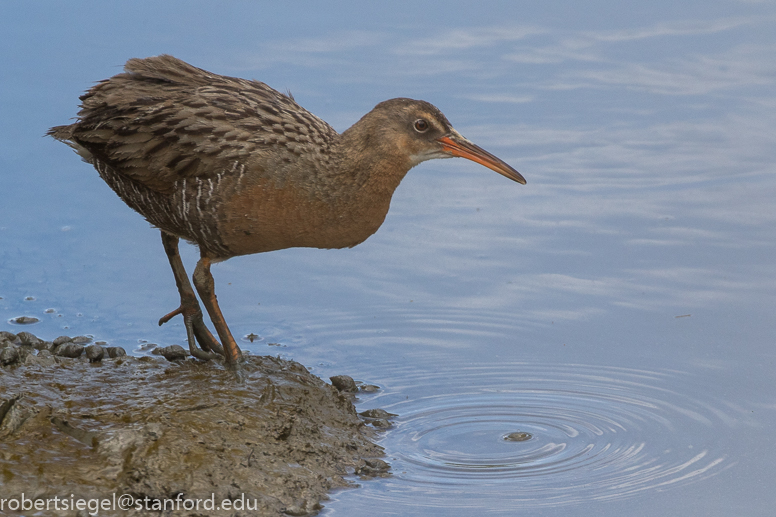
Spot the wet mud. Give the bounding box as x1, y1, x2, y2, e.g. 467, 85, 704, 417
0, 331, 388, 516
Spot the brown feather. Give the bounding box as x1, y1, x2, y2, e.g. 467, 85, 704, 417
49, 56, 498, 259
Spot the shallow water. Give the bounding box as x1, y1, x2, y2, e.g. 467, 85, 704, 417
2, 2, 776, 515
358, 363, 734, 509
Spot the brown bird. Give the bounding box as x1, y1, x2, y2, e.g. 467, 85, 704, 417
49, 55, 525, 368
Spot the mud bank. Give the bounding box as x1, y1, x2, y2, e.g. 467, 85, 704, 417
0, 331, 388, 516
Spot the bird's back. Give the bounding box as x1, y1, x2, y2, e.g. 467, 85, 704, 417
51, 55, 339, 194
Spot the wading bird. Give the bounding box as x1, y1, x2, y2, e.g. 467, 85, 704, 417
50, 55, 525, 368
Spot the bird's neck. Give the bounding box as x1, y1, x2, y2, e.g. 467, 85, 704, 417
334, 120, 413, 199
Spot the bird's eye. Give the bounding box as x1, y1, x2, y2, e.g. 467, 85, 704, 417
414, 119, 429, 132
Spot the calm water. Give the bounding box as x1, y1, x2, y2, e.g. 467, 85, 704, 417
2, 2, 775, 515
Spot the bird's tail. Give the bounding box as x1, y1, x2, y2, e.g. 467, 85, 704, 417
47, 124, 94, 163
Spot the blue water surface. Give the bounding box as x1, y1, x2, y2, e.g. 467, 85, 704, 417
1, 2, 775, 515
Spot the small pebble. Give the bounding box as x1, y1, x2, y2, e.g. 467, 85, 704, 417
17, 331, 43, 347
364, 458, 390, 470
368, 419, 391, 428
0, 347, 20, 366
53, 336, 73, 346
36, 341, 55, 352
359, 408, 397, 419
16, 346, 34, 363
105, 346, 127, 358
359, 384, 381, 393
504, 431, 532, 442
358, 408, 396, 429
329, 375, 357, 392
0, 331, 19, 343
85, 344, 104, 363
55, 343, 84, 359
356, 458, 391, 477
24, 353, 56, 367
11, 316, 39, 325
157, 345, 187, 361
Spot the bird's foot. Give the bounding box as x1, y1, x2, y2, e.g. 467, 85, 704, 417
159, 304, 226, 361
191, 316, 225, 356
183, 316, 221, 361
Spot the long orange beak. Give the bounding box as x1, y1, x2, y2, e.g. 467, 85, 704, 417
437, 134, 526, 185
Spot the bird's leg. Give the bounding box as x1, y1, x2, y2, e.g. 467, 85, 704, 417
158, 231, 224, 360
193, 256, 243, 367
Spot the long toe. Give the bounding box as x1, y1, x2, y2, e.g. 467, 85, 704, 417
183, 314, 222, 361
193, 315, 226, 356
158, 306, 184, 326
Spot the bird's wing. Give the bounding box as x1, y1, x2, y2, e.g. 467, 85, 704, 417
49, 55, 338, 194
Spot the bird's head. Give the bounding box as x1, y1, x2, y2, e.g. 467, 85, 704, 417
362, 98, 526, 185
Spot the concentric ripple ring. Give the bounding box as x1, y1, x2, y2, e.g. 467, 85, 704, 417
363, 363, 732, 508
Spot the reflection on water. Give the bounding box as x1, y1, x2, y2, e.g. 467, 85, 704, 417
349, 363, 730, 511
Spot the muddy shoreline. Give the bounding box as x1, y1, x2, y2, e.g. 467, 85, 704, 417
0, 330, 390, 516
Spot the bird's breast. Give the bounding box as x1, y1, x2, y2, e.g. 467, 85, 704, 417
216, 177, 391, 256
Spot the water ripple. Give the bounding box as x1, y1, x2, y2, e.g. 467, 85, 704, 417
362, 363, 731, 509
